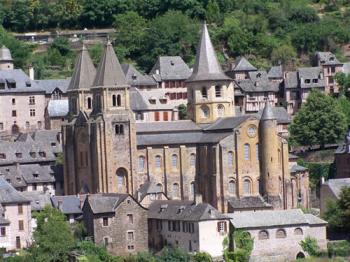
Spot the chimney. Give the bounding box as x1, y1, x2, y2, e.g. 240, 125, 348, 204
28, 65, 34, 80
194, 194, 202, 205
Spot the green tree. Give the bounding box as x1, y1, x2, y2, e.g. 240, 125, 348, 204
223, 231, 253, 262
206, 0, 221, 24
271, 44, 297, 65
290, 90, 347, 148
300, 236, 320, 257
335, 72, 350, 97
29, 206, 75, 262
158, 247, 191, 262
178, 104, 187, 120
193, 252, 213, 262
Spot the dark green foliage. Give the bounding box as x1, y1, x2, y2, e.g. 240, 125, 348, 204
178, 104, 187, 120
193, 252, 213, 262
328, 240, 350, 257
324, 187, 350, 235
297, 159, 334, 189
76, 240, 120, 262
223, 231, 253, 262
290, 90, 347, 148
158, 247, 191, 262
29, 206, 76, 262
300, 236, 321, 257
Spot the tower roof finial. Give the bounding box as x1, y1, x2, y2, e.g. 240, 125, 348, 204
186, 22, 231, 83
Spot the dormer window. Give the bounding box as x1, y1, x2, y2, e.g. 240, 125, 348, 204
305, 79, 310, 84
149, 97, 156, 104
15, 153, 22, 158
0, 79, 5, 89
30, 152, 36, 158
330, 57, 335, 61
201, 87, 207, 98
132, 74, 137, 80
6, 79, 16, 88
312, 79, 318, 83
33, 172, 39, 178
257, 73, 262, 78
25, 81, 31, 87
0, 153, 6, 159
39, 151, 46, 158
170, 60, 174, 66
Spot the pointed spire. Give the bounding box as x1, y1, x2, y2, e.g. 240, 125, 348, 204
187, 22, 231, 82
68, 44, 96, 91
93, 41, 128, 87
261, 103, 275, 121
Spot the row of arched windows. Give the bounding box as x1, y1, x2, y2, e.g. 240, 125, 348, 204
200, 85, 223, 99
200, 104, 225, 118
84, 94, 122, 110
138, 153, 196, 171
228, 178, 252, 196
258, 228, 303, 240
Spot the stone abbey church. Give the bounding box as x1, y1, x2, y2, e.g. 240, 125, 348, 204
63, 24, 309, 212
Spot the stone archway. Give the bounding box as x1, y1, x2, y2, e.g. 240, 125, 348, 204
116, 168, 128, 193
296, 252, 305, 259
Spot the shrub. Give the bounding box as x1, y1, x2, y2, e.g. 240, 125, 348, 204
328, 241, 350, 257
193, 252, 213, 262
300, 236, 320, 257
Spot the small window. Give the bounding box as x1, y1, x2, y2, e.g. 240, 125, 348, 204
172, 183, 179, 198
201, 87, 207, 98
15, 153, 22, 158
276, 229, 287, 238
12, 98, 15, 105
115, 124, 124, 135
103, 217, 108, 226
217, 104, 225, 117
25, 121, 30, 129
18, 220, 24, 231
0, 227, 6, 236
117, 95, 121, 106
12, 110, 16, 117
294, 228, 303, 235
171, 154, 178, 168
32, 183, 37, 191
0, 123, 3, 130
104, 237, 109, 246
0, 153, 6, 159
30, 152, 36, 158
112, 95, 117, 107
87, 97, 92, 109
201, 105, 209, 118
127, 231, 134, 241
127, 214, 133, 224
228, 180, 236, 195
258, 230, 269, 240
37, 121, 42, 129
190, 153, 196, 167
256, 144, 259, 160
155, 155, 161, 168
190, 182, 195, 197
30, 109, 35, 117
29, 96, 35, 105
39, 151, 46, 158
215, 85, 222, 97
18, 204, 23, 215
127, 245, 134, 251
217, 221, 227, 233
305, 79, 310, 84
243, 178, 251, 195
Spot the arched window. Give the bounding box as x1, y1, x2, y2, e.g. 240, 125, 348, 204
215, 85, 222, 97
155, 155, 161, 168
11, 124, 19, 135
116, 168, 127, 189
244, 143, 250, 160
87, 97, 92, 109
201, 87, 207, 98
201, 105, 209, 118
276, 229, 287, 238
117, 95, 121, 106
171, 154, 178, 168
190, 153, 196, 167
173, 183, 179, 198
228, 151, 233, 167
243, 178, 251, 195
258, 230, 269, 240
294, 228, 303, 235
112, 95, 117, 107
156, 183, 163, 192
228, 180, 236, 195
138, 156, 145, 171
256, 143, 259, 160
217, 104, 225, 117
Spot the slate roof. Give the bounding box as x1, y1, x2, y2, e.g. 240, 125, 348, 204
150, 56, 191, 81
85, 193, 129, 214
203, 115, 252, 131
228, 196, 272, 210
257, 106, 290, 124
298, 67, 325, 89
323, 178, 350, 198
0, 176, 29, 204
187, 23, 231, 82
231, 56, 257, 72
68, 45, 96, 91
316, 52, 342, 66
229, 209, 327, 229
122, 64, 157, 87
268, 65, 283, 79
0, 164, 55, 185
47, 99, 69, 118
136, 120, 201, 134
0, 45, 13, 61
130, 88, 175, 111
93, 41, 128, 87
22, 191, 51, 211
51, 195, 84, 215
0, 69, 44, 93
290, 164, 308, 173
235, 73, 280, 93
148, 200, 229, 221
35, 79, 70, 94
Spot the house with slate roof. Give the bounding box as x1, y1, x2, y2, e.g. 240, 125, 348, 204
122, 64, 157, 90
136, 181, 168, 208
82, 193, 148, 256
51, 195, 84, 223
315, 51, 343, 95
148, 197, 230, 258
320, 178, 350, 215
0, 177, 32, 251
63, 23, 309, 214
226, 56, 257, 81
149, 56, 191, 106
229, 209, 327, 261
0, 46, 46, 134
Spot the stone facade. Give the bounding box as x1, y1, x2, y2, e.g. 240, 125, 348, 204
82, 194, 148, 256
